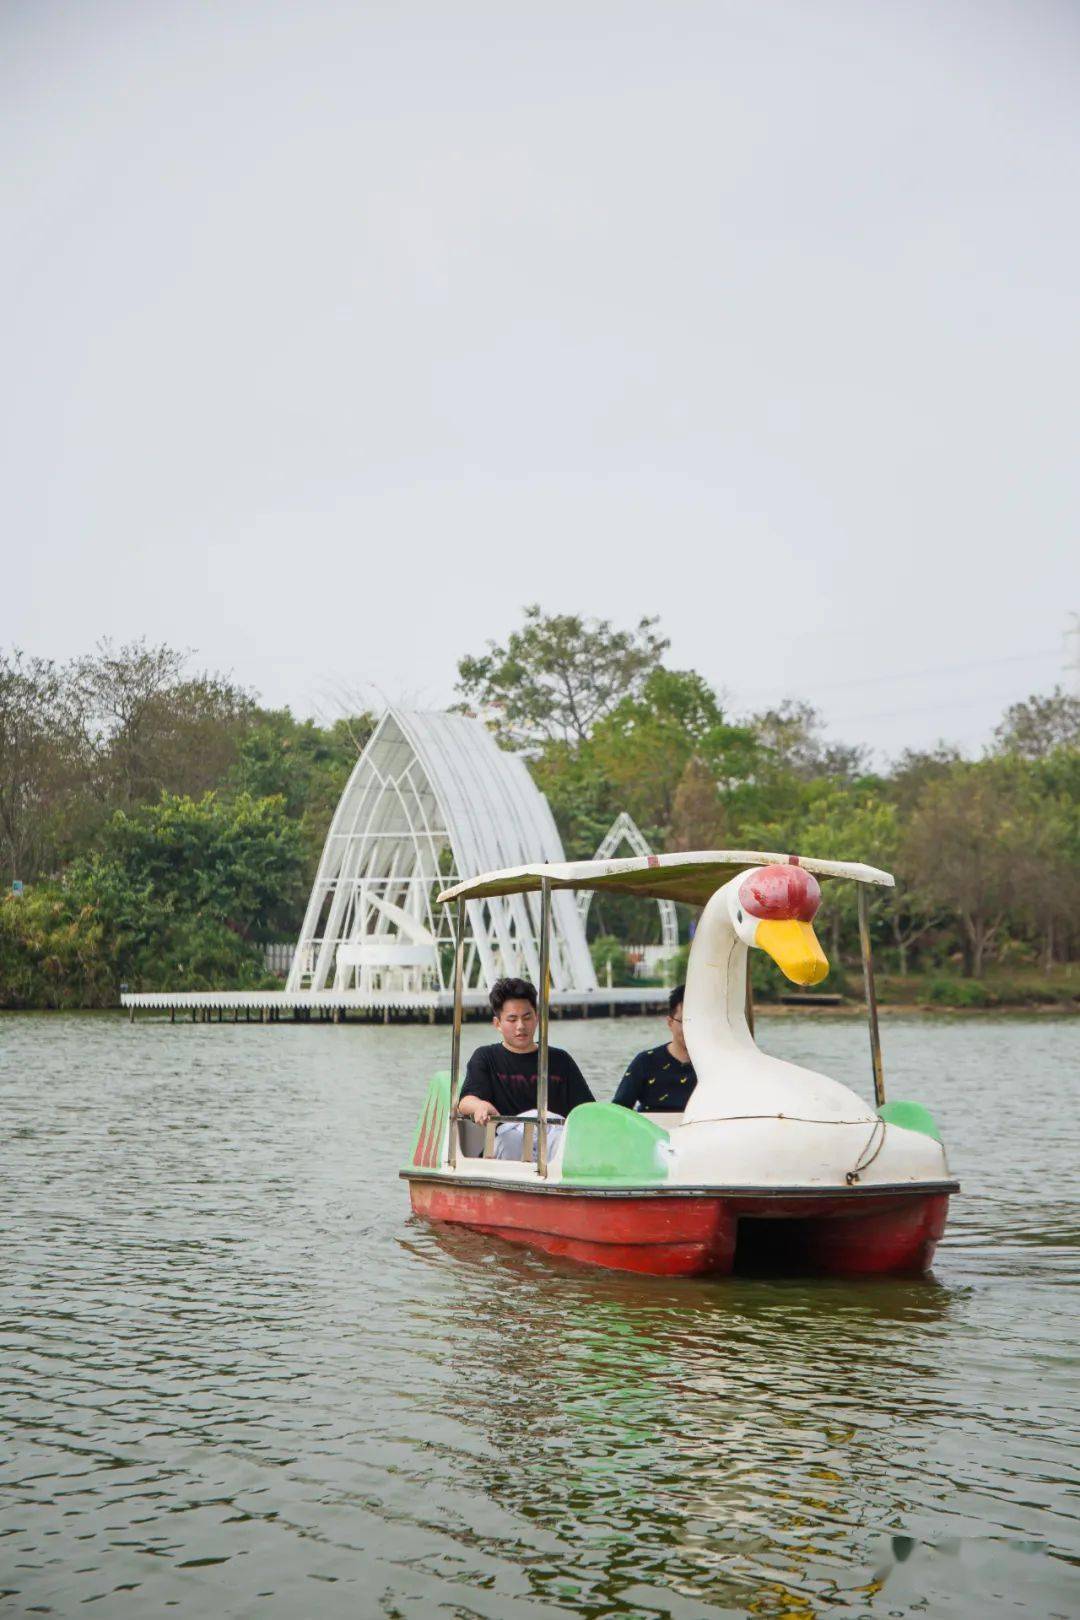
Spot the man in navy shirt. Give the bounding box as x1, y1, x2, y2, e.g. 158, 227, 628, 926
612, 983, 697, 1113
458, 976, 593, 1158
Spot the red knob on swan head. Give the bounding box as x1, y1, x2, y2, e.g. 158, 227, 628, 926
739, 864, 821, 922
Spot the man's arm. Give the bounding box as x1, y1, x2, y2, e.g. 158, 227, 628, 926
457, 1049, 500, 1124
457, 1091, 499, 1124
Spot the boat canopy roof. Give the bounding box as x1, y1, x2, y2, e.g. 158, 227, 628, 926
438, 850, 894, 908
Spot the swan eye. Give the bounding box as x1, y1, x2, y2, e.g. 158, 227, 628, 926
736, 909, 743, 923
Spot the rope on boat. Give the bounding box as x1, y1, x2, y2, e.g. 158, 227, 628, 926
845, 1117, 887, 1184
682, 1114, 878, 1127
674, 1112, 890, 1186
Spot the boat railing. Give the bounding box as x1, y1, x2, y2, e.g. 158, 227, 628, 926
454, 1114, 558, 1163
447, 880, 557, 1175
443, 863, 889, 1169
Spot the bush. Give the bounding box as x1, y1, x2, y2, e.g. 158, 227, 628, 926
976, 974, 1079, 1007
0, 791, 304, 1006
874, 973, 925, 1005
92, 790, 304, 942
590, 935, 636, 986
0, 878, 275, 1006
927, 977, 993, 1008
0, 886, 115, 1009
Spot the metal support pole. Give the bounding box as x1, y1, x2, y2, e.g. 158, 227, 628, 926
537, 878, 552, 1178
857, 885, 886, 1107
447, 896, 466, 1170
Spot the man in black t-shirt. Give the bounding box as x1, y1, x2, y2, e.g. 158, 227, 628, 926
612, 983, 697, 1113
458, 976, 593, 1158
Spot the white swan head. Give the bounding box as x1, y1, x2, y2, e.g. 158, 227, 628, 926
723, 861, 830, 987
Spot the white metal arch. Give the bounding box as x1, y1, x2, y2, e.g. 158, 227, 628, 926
287, 709, 598, 1000
577, 812, 680, 957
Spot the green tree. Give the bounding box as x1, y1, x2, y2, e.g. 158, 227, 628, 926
456, 605, 668, 749
902, 761, 1019, 976
228, 708, 370, 883
530, 742, 620, 859
994, 686, 1080, 760
20, 791, 310, 999
796, 785, 938, 974
88, 791, 305, 944
888, 744, 965, 813
670, 758, 727, 851
718, 708, 853, 843
58, 854, 273, 997
588, 669, 760, 839
0, 650, 86, 882
71, 638, 254, 808
993, 755, 1080, 970
229, 710, 367, 815
747, 699, 868, 783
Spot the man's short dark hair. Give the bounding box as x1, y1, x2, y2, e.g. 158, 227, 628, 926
668, 983, 686, 1016
490, 977, 538, 1015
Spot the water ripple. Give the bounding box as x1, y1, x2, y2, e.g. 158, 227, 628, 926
0, 1012, 1077, 1617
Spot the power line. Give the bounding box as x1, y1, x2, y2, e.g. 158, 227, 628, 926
736, 646, 1059, 702
830, 688, 1041, 726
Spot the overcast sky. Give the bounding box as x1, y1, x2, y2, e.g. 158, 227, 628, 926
3, 0, 1078, 761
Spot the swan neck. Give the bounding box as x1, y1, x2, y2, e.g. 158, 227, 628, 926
683, 884, 755, 1065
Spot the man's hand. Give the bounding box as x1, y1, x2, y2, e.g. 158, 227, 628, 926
458, 1096, 499, 1125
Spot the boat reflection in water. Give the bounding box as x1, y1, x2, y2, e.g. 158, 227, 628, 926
403, 1219, 959, 1615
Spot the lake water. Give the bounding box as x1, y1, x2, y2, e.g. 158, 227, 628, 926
1, 1012, 1077, 1618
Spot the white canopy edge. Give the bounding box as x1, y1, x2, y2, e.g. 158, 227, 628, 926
438, 850, 894, 907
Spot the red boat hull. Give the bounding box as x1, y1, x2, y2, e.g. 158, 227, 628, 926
407, 1178, 950, 1277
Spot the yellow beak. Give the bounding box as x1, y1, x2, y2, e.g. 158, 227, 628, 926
754, 919, 830, 986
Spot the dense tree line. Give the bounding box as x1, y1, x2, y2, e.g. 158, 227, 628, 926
454, 610, 1080, 1002
0, 641, 369, 1005
1, 621, 1077, 1008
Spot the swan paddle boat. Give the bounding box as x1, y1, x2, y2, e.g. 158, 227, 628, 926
402, 851, 958, 1276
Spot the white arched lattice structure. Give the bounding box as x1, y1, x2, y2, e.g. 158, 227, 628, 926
287, 710, 598, 1000
577, 812, 680, 957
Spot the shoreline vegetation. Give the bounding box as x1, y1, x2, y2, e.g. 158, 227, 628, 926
1, 996, 1075, 1019
2, 611, 1077, 1012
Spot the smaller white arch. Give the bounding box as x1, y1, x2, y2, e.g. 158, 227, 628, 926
577, 812, 680, 957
